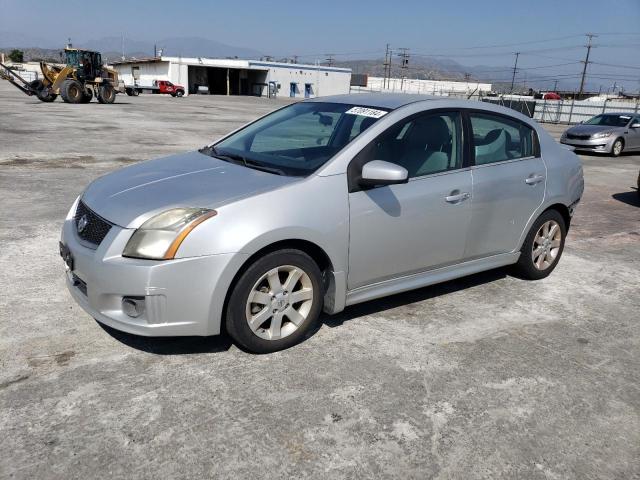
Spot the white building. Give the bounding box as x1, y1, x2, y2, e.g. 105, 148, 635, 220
112, 56, 352, 98
356, 76, 492, 96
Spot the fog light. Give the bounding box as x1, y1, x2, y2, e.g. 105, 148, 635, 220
122, 297, 145, 318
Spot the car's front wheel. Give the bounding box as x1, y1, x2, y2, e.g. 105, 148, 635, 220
225, 249, 323, 353
514, 209, 566, 280
611, 138, 624, 157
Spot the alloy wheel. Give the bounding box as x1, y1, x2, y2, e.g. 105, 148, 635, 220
245, 265, 314, 340
531, 220, 562, 270
613, 140, 623, 156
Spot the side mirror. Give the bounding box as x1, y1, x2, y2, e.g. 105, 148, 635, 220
359, 160, 408, 187
631, 122, 640, 129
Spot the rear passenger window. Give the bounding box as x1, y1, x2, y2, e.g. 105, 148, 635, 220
470, 113, 535, 165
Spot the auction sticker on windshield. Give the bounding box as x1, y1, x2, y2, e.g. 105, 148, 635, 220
345, 107, 388, 118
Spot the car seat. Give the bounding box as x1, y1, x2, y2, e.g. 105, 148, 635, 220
400, 116, 452, 176
475, 129, 508, 164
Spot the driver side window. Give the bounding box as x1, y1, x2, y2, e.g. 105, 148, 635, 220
356, 111, 463, 179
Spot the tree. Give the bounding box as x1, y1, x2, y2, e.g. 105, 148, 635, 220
8, 49, 24, 63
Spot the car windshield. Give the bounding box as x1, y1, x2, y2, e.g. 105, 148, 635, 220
584, 114, 631, 127
203, 102, 389, 176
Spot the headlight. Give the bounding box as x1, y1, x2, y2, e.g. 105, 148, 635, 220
592, 131, 612, 139
123, 208, 217, 260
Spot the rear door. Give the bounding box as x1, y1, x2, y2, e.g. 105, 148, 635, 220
464, 111, 545, 259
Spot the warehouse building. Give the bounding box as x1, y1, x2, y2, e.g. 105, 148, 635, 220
112, 56, 352, 98
354, 76, 492, 96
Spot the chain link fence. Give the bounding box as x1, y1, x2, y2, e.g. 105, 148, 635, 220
349, 85, 640, 125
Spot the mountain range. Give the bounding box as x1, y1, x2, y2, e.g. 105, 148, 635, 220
1, 31, 581, 92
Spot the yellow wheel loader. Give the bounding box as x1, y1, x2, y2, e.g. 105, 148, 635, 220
0, 47, 123, 104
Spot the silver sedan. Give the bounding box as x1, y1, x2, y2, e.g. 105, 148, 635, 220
60, 94, 584, 353
560, 112, 640, 156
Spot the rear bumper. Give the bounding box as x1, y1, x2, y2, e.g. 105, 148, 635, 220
61, 217, 246, 336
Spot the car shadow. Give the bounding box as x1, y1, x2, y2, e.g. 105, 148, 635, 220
321, 267, 509, 328
98, 267, 510, 354
612, 191, 640, 207
98, 322, 233, 354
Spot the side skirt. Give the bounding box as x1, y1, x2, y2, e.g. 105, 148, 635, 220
345, 252, 520, 307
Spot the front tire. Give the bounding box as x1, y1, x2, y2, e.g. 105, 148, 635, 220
60, 79, 84, 104
513, 209, 566, 280
225, 250, 324, 353
611, 138, 624, 157
176, 90, 184, 97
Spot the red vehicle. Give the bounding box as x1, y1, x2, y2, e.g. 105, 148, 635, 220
543, 92, 561, 100
125, 80, 185, 97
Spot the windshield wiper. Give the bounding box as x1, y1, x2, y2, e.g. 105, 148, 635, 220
203, 146, 286, 176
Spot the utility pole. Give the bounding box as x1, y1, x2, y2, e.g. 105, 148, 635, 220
325, 54, 335, 67
383, 44, 391, 89
510, 52, 519, 93
553, 79, 558, 92
397, 48, 410, 91
578, 33, 597, 97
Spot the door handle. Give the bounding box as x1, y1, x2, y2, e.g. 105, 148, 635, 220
445, 191, 470, 203
525, 174, 545, 185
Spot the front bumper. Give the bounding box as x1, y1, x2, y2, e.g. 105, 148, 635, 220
560, 136, 615, 153
61, 217, 245, 336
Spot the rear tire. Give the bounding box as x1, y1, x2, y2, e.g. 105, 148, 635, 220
97, 84, 116, 104
611, 138, 624, 157
60, 79, 84, 104
513, 209, 566, 280
225, 249, 324, 353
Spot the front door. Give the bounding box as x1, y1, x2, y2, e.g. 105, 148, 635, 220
289, 82, 296, 97
465, 111, 546, 259
348, 111, 472, 289
625, 116, 640, 149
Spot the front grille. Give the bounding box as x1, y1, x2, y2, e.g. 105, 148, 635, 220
74, 200, 112, 247
566, 133, 591, 140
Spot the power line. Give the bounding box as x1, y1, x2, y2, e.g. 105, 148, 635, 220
591, 61, 640, 70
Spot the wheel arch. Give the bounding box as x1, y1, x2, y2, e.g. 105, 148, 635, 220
542, 203, 571, 230
220, 239, 339, 335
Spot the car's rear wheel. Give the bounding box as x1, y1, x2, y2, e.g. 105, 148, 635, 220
225, 249, 323, 353
611, 138, 624, 157
514, 210, 566, 280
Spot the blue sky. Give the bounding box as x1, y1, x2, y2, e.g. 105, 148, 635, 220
1, 0, 639, 90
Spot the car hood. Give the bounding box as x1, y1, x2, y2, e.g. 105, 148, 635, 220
566, 124, 622, 135
81, 151, 300, 228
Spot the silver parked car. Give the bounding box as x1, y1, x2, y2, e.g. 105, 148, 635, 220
560, 112, 640, 156
60, 94, 584, 353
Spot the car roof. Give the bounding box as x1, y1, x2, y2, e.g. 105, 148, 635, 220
597, 112, 635, 116
306, 93, 440, 110
306, 93, 542, 129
